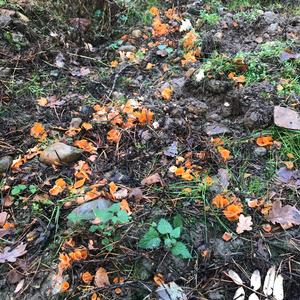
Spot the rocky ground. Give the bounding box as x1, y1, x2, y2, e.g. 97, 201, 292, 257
1, 0, 300, 299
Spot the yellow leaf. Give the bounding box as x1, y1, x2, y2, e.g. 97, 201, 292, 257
30, 122, 47, 141
82, 122, 93, 130
161, 87, 173, 100
36, 97, 48, 106
146, 63, 154, 70
217, 146, 231, 161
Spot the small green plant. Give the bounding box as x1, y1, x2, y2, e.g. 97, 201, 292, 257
68, 203, 130, 251
199, 10, 220, 25
11, 184, 38, 196
139, 217, 192, 259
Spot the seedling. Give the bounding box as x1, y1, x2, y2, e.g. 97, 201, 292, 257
139, 217, 192, 259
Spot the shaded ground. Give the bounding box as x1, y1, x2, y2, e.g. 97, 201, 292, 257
1, 0, 300, 299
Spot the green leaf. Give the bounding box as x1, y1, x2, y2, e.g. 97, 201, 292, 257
117, 210, 129, 223
171, 242, 192, 259
109, 203, 121, 213
94, 208, 113, 223
11, 184, 27, 196
139, 227, 161, 249
173, 215, 183, 228
67, 212, 83, 224
170, 227, 181, 239
157, 218, 173, 235
164, 238, 173, 248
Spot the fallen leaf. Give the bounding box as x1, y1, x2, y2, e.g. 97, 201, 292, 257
111, 60, 119, 68
129, 188, 143, 201
82, 122, 93, 130
226, 270, 243, 285
36, 97, 48, 106
164, 142, 178, 157
236, 214, 253, 234
266, 200, 300, 225
49, 178, 67, 196
280, 50, 300, 62
94, 267, 110, 287
233, 287, 245, 300
274, 106, 300, 130
0, 212, 8, 227
14, 279, 24, 294
179, 19, 192, 32
156, 282, 187, 300
250, 269, 261, 291
263, 266, 276, 296
73, 178, 86, 189
161, 87, 173, 101
149, 6, 159, 16
141, 173, 162, 186
273, 274, 284, 300
0, 243, 27, 263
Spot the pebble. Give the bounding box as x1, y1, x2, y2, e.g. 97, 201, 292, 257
254, 147, 267, 157
132, 29, 142, 38
0, 156, 13, 174
40, 142, 82, 165
264, 11, 276, 24
204, 123, 231, 136
69, 117, 82, 129
118, 45, 136, 52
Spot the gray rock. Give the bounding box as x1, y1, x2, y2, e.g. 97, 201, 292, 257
204, 123, 231, 136
212, 238, 244, 259
69, 117, 82, 129
118, 44, 136, 52
254, 147, 267, 157
264, 11, 276, 24
0, 15, 12, 27
243, 111, 259, 128
39, 142, 82, 165
206, 113, 222, 122
0, 156, 13, 174
132, 29, 142, 38
267, 23, 278, 34
68, 198, 112, 224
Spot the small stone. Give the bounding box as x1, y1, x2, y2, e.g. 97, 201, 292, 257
254, 147, 267, 157
40, 142, 82, 165
68, 198, 112, 224
132, 29, 142, 38
264, 11, 276, 24
204, 123, 231, 136
0, 15, 12, 27
267, 23, 278, 34
255, 36, 263, 44
0, 156, 13, 174
118, 44, 136, 52
69, 117, 82, 129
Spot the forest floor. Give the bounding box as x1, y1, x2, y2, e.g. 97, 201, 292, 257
1, 0, 300, 299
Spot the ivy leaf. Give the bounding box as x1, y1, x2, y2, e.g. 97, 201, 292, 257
171, 241, 192, 259
67, 211, 83, 224
139, 227, 161, 249
170, 227, 181, 239
117, 210, 129, 223
157, 219, 173, 235
173, 215, 183, 228
164, 238, 173, 248
11, 185, 27, 196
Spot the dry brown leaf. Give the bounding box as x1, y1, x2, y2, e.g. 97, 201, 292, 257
141, 173, 162, 186
94, 267, 110, 287
274, 106, 300, 130
266, 200, 300, 225
0, 212, 8, 227
0, 243, 27, 263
